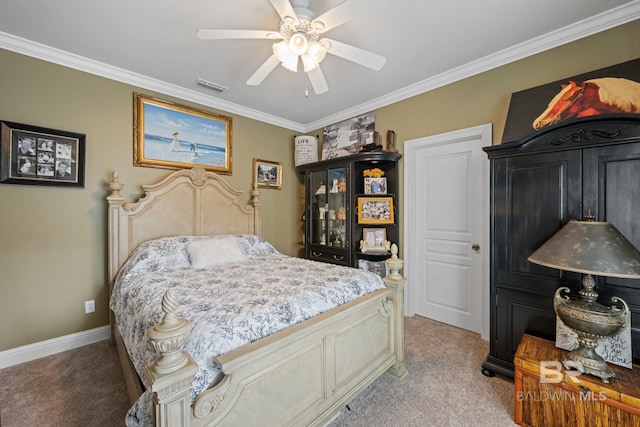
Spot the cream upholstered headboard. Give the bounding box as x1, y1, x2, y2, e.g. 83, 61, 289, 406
106, 167, 261, 294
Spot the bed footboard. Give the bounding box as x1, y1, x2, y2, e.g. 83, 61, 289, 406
145, 277, 407, 427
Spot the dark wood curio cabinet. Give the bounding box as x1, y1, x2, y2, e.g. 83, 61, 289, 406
481, 115, 640, 379
296, 151, 401, 269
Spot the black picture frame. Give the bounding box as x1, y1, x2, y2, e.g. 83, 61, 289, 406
0, 120, 85, 187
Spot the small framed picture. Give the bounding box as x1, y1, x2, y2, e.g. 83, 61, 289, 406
357, 197, 394, 224
253, 158, 282, 189
361, 228, 389, 253
358, 259, 389, 278
364, 177, 387, 194
0, 120, 85, 187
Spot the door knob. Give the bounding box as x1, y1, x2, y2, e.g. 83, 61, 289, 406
472, 243, 480, 251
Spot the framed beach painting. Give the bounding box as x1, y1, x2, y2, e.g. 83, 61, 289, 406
133, 93, 232, 174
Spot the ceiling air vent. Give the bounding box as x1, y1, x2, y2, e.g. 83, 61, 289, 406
194, 78, 227, 93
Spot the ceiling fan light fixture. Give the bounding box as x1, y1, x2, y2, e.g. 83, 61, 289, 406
281, 53, 299, 72
273, 41, 290, 62
307, 41, 326, 60
273, 39, 300, 72
302, 41, 326, 72
301, 55, 318, 72
289, 32, 309, 56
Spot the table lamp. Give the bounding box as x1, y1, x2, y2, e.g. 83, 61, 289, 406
528, 214, 640, 382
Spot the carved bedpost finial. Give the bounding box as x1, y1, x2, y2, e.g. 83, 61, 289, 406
107, 171, 124, 197
385, 243, 404, 280
250, 184, 261, 207
147, 289, 193, 375
250, 184, 262, 236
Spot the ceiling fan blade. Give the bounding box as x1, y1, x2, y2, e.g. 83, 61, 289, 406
308, 66, 329, 95
247, 54, 281, 86
322, 38, 386, 70
269, 0, 297, 22
313, 0, 386, 33
197, 29, 281, 40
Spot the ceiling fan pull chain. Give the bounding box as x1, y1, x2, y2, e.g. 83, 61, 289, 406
305, 73, 310, 98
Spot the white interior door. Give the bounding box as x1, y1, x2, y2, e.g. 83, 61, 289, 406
404, 124, 490, 337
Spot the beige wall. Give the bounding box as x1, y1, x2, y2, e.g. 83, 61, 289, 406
0, 20, 638, 352
357, 20, 639, 258
375, 21, 640, 147
0, 49, 297, 351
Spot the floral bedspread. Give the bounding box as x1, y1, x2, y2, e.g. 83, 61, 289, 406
110, 234, 385, 426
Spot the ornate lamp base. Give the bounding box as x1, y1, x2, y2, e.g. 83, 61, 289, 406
554, 276, 629, 384
562, 340, 614, 383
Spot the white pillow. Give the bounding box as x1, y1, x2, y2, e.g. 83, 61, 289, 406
186, 236, 247, 268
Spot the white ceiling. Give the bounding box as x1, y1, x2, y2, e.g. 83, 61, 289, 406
0, 0, 638, 132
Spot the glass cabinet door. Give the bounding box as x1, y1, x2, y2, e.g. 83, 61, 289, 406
309, 167, 347, 247
310, 171, 326, 245
327, 167, 347, 248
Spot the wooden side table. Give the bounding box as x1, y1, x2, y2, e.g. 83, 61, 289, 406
514, 334, 640, 427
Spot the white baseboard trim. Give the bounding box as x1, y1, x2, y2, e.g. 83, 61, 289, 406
0, 325, 110, 369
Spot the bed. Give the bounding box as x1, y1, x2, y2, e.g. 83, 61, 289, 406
106, 167, 407, 426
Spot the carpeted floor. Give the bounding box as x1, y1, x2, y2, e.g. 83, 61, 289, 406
329, 316, 516, 426
0, 316, 515, 426
0, 339, 131, 426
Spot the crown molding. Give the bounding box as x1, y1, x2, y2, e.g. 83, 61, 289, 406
1, 1, 638, 134
302, 1, 640, 132
0, 32, 305, 132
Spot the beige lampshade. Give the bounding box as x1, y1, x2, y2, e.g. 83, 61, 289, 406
528, 220, 640, 278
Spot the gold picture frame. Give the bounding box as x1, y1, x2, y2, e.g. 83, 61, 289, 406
133, 93, 232, 174
253, 158, 282, 189
357, 197, 394, 224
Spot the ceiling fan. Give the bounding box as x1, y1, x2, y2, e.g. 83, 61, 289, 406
197, 0, 387, 95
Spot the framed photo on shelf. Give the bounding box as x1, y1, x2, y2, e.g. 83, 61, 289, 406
364, 177, 387, 194
133, 92, 232, 174
361, 228, 389, 253
253, 158, 282, 189
357, 197, 394, 224
358, 259, 389, 278
0, 120, 85, 187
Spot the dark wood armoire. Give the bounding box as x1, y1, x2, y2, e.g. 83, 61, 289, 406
482, 114, 640, 378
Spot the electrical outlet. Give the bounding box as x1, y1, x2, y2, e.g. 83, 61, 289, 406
85, 300, 95, 314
